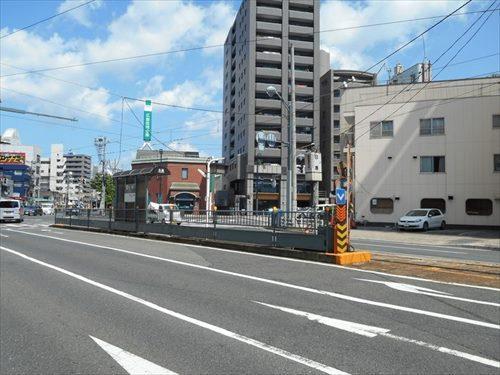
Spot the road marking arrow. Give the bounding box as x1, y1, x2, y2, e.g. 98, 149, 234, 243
356, 279, 500, 307
255, 302, 500, 369
90, 336, 177, 375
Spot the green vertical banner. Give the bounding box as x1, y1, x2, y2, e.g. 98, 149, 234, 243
143, 100, 152, 142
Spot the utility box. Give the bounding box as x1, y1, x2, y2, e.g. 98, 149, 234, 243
305, 152, 322, 181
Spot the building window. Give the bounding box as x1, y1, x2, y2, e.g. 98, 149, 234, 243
334, 90, 340, 97
493, 114, 500, 128
421, 198, 446, 213
420, 156, 445, 173
181, 168, 188, 179
334, 105, 340, 113
334, 120, 340, 128
420, 117, 445, 136
13, 170, 22, 176
370, 198, 394, 214
466, 199, 493, 216
370, 120, 393, 138
494, 154, 500, 172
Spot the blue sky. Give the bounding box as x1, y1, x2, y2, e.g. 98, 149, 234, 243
1, 0, 498, 169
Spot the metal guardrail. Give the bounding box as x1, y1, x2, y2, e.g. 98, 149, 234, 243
54, 208, 333, 252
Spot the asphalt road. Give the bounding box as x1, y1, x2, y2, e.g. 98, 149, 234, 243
1, 216, 499, 374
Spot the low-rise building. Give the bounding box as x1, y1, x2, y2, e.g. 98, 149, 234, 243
340, 76, 500, 227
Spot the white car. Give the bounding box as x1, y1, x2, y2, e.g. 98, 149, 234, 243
397, 208, 446, 231
0, 199, 24, 223
146, 203, 183, 224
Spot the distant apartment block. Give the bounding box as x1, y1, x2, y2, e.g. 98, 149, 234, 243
222, 0, 320, 210
340, 76, 500, 227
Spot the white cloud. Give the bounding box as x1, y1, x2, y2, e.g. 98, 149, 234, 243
320, 0, 468, 70
0, 1, 235, 125
167, 141, 198, 152
57, 0, 103, 28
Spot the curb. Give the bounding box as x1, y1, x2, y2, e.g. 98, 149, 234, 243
352, 237, 500, 251
52, 224, 500, 276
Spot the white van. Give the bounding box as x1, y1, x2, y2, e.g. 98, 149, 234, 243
146, 202, 183, 224
0, 199, 24, 223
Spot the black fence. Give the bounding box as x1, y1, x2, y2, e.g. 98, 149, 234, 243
55, 208, 333, 252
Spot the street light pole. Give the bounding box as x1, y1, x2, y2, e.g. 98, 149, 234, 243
205, 157, 224, 224
289, 43, 297, 215
158, 149, 164, 203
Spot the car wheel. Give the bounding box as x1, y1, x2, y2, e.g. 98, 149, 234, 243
422, 222, 429, 231
440, 221, 446, 230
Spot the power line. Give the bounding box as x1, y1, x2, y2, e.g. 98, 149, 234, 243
0, 0, 97, 39
1, 4, 489, 78
353, 4, 499, 142
341, 0, 497, 142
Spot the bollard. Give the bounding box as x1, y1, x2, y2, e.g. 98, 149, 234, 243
87, 209, 90, 228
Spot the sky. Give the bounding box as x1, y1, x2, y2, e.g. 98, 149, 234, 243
0, 0, 498, 169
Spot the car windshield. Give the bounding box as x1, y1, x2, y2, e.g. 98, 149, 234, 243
405, 210, 428, 216
0, 201, 19, 208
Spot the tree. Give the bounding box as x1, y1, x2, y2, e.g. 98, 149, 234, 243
90, 173, 115, 206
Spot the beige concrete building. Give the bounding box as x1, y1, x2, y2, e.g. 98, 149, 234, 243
340, 76, 500, 227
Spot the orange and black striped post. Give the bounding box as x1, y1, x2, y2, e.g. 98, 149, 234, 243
334, 204, 348, 253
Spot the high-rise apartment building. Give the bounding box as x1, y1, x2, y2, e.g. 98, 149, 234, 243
222, 0, 320, 210
64, 153, 92, 202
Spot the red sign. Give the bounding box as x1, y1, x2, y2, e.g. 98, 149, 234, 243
0, 152, 26, 165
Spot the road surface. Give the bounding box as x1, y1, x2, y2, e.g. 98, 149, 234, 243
1, 216, 499, 374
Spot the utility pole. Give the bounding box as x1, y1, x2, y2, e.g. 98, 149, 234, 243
158, 149, 164, 203
346, 143, 352, 246
94, 137, 107, 210
289, 43, 297, 215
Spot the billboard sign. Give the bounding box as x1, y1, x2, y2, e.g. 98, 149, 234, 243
124, 183, 136, 203
143, 100, 152, 142
0, 152, 26, 165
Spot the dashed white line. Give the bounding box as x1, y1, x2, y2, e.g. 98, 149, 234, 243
0, 245, 346, 375
3, 231, 499, 329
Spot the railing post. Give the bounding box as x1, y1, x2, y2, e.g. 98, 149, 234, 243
135, 207, 139, 232
87, 209, 90, 228
108, 208, 112, 231
69, 208, 72, 227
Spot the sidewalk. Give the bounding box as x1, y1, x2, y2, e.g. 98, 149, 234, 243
351, 227, 500, 249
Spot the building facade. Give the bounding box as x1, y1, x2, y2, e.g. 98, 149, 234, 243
131, 149, 211, 211
340, 76, 500, 227
64, 153, 92, 204
319, 69, 376, 200
222, 0, 320, 210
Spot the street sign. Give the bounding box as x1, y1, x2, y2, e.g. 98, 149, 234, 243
336, 188, 346, 205
143, 100, 152, 142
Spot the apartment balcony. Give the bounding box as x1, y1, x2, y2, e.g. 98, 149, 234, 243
256, 51, 281, 64
296, 133, 312, 143
333, 143, 341, 152
294, 70, 313, 81
295, 85, 313, 96
255, 114, 282, 126
256, 66, 282, 79
256, 6, 282, 20
295, 101, 313, 111
256, 147, 281, 158
289, 9, 313, 22
289, 39, 313, 51
289, 24, 313, 36
256, 36, 282, 49
256, 82, 282, 94
290, 0, 314, 6
294, 55, 313, 65
256, 21, 282, 34
255, 98, 282, 110
333, 127, 340, 136
296, 117, 313, 126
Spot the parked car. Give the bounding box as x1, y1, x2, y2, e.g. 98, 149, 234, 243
0, 199, 24, 223
397, 208, 446, 231
146, 203, 183, 224
24, 205, 43, 216
64, 207, 80, 216
40, 203, 54, 215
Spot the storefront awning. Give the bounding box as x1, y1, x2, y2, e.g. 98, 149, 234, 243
170, 182, 200, 191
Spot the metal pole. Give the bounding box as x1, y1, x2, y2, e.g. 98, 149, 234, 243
205, 158, 211, 225
100, 141, 107, 210
255, 161, 259, 211
346, 143, 351, 248
158, 149, 163, 203
290, 43, 297, 215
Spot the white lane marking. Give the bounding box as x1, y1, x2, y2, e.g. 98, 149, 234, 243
256, 302, 500, 369
0, 246, 347, 375
0, 234, 9, 238
4, 231, 499, 330
352, 239, 495, 252
60, 228, 500, 291
352, 242, 466, 254
356, 279, 500, 307
90, 336, 177, 375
